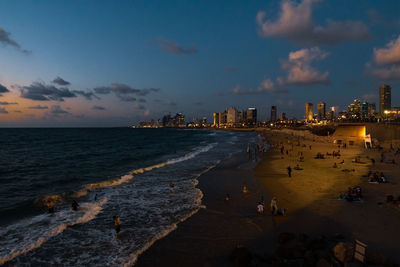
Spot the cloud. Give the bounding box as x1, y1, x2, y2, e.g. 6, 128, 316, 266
155, 38, 197, 54
0, 83, 10, 94
14, 110, 22, 113
73, 90, 99, 100
193, 101, 203, 105
280, 47, 330, 85
371, 66, 400, 80
52, 76, 70, 86
50, 105, 69, 114
20, 82, 76, 101
231, 79, 279, 95
92, 105, 106, 110
0, 107, 8, 114
138, 99, 146, 103
374, 35, 400, 65
144, 109, 151, 116
0, 101, 17, 105
93, 83, 159, 101
0, 27, 30, 54
369, 35, 400, 80
256, 0, 370, 45
224, 66, 237, 72
134, 103, 146, 110
28, 105, 48, 109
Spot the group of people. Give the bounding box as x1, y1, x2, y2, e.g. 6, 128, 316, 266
256, 197, 286, 216
340, 186, 362, 202
368, 171, 387, 183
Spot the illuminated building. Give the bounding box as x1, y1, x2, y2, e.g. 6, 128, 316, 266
305, 103, 313, 121
270, 106, 277, 122
218, 110, 227, 125
348, 99, 361, 119
279, 112, 286, 121
213, 113, 219, 126
246, 108, 257, 125
317, 102, 326, 121
227, 107, 238, 125
368, 103, 376, 117
379, 84, 391, 115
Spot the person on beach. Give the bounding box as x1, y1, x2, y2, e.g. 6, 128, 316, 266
257, 202, 264, 214
47, 200, 54, 214
242, 184, 248, 194
94, 194, 98, 201
113, 216, 121, 235
247, 145, 252, 160
169, 181, 174, 188
287, 166, 292, 177
72, 200, 79, 211
270, 197, 278, 215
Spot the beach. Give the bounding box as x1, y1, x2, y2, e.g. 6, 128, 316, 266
136, 128, 400, 266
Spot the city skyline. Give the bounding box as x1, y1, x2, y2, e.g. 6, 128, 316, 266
0, 0, 399, 126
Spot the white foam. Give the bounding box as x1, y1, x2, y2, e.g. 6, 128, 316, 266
122, 161, 218, 266
75, 143, 217, 197
0, 198, 108, 265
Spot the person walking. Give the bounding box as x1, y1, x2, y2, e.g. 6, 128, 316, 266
270, 197, 278, 215
113, 216, 121, 235
287, 166, 292, 177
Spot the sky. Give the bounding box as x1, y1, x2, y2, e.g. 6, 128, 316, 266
0, 0, 399, 127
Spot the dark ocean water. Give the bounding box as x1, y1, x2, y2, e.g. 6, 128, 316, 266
0, 128, 256, 266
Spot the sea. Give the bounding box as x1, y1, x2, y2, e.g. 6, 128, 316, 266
0, 128, 257, 266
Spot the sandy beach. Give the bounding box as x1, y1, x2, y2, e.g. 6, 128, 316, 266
136, 128, 400, 266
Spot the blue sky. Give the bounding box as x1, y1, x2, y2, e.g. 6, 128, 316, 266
0, 0, 399, 126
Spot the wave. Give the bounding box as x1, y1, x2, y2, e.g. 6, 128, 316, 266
70, 143, 217, 199
0, 198, 108, 265
123, 161, 220, 266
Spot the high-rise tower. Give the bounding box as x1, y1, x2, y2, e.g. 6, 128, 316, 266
305, 103, 313, 121
379, 84, 391, 115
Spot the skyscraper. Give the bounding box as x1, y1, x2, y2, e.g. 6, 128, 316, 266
270, 106, 277, 122
246, 108, 257, 125
305, 103, 313, 121
227, 107, 238, 125
317, 102, 326, 121
379, 84, 391, 115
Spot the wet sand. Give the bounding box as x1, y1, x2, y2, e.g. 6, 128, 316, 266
136, 128, 400, 266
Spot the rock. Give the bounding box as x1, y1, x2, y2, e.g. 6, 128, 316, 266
333, 242, 354, 264
387, 195, 394, 202
316, 258, 332, 267
298, 233, 309, 243
304, 250, 316, 266
306, 236, 326, 250
230, 246, 252, 267
278, 232, 297, 245
366, 251, 391, 266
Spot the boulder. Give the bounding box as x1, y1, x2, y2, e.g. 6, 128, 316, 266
333, 242, 354, 264
278, 232, 297, 245
230, 246, 252, 267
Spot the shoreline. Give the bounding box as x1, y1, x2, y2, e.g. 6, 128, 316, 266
136, 128, 400, 266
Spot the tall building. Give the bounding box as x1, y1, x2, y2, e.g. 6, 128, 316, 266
279, 113, 286, 121
379, 84, 391, 115
317, 102, 326, 121
218, 110, 227, 125
368, 103, 376, 117
270, 106, 277, 122
361, 101, 369, 118
227, 107, 238, 125
246, 108, 257, 125
348, 99, 361, 119
213, 112, 219, 126
305, 103, 313, 121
